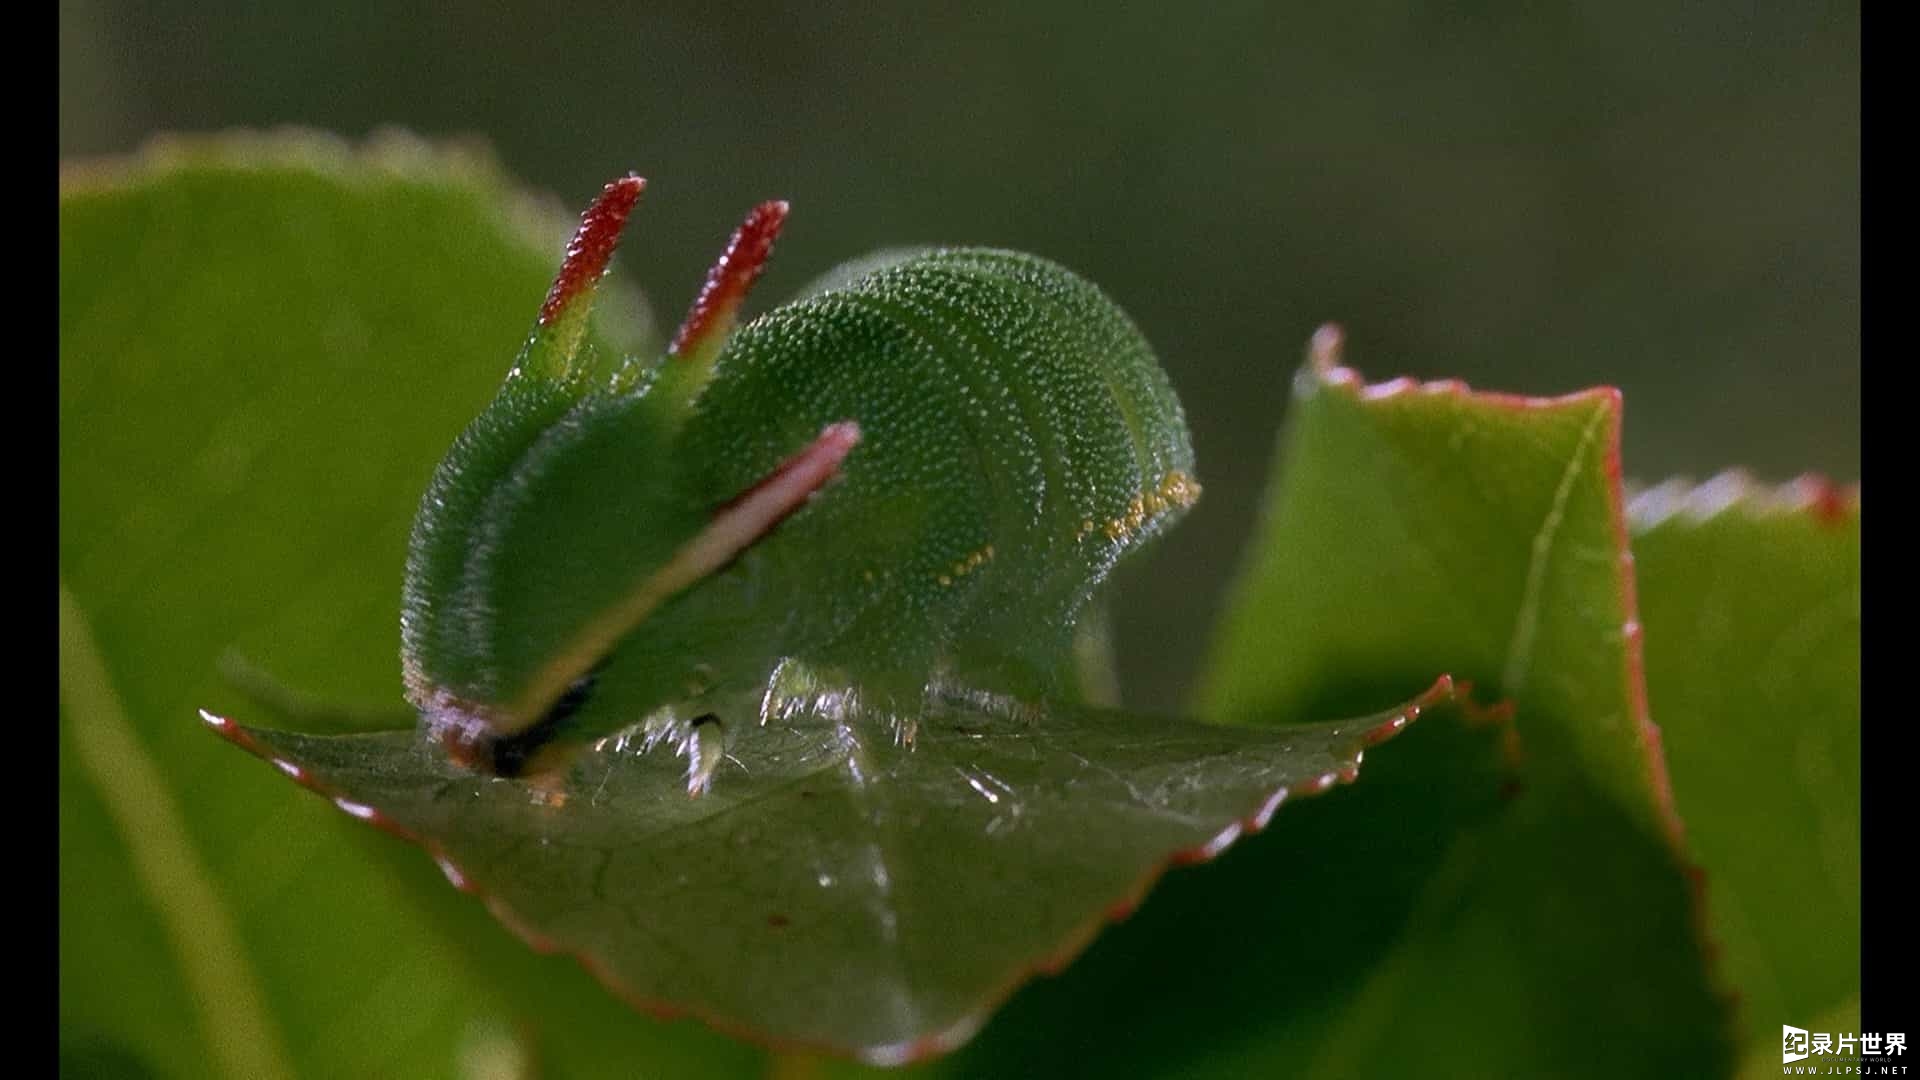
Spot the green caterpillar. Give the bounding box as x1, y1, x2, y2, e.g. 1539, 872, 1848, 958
401, 176, 1198, 781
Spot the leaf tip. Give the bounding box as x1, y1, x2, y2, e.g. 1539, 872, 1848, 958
1797, 472, 1861, 527
1309, 322, 1346, 372
1358, 673, 1457, 747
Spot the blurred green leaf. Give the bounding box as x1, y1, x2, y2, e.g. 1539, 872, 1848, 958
209, 678, 1448, 1064
931, 337, 1734, 1076
59, 134, 749, 1079
1629, 476, 1860, 1054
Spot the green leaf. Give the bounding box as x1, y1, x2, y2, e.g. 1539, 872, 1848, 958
206, 681, 1446, 1063
933, 334, 1733, 1076
1629, 475, 1860, 1052
59, 133, 751, 1079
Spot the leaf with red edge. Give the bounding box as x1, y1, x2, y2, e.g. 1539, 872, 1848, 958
205, 678, 1452, 1064
929, 328, 1735, 1078
1629, 473, 1860, 1066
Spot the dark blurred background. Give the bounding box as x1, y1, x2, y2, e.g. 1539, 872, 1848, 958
60, 1, 1859, 711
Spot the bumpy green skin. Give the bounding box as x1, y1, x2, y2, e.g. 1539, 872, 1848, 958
402, 247, 1196, 767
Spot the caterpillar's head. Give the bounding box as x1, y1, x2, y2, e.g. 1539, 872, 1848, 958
398, 176, 859, 777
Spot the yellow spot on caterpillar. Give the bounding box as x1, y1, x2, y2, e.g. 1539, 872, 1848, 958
937, 544, 997, 587
1087, 471, 1203, 545
1159, 470, 1201, 507
947, 544, 997, 581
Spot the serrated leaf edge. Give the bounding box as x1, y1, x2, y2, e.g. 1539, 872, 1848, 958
199, 676, 1453, 1066
1303, 326, 1683, 844
1626, 471, 1859, 532
1299, 324, 1745, 1043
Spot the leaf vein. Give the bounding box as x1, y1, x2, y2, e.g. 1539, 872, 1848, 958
1500, 404, 1609, 695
